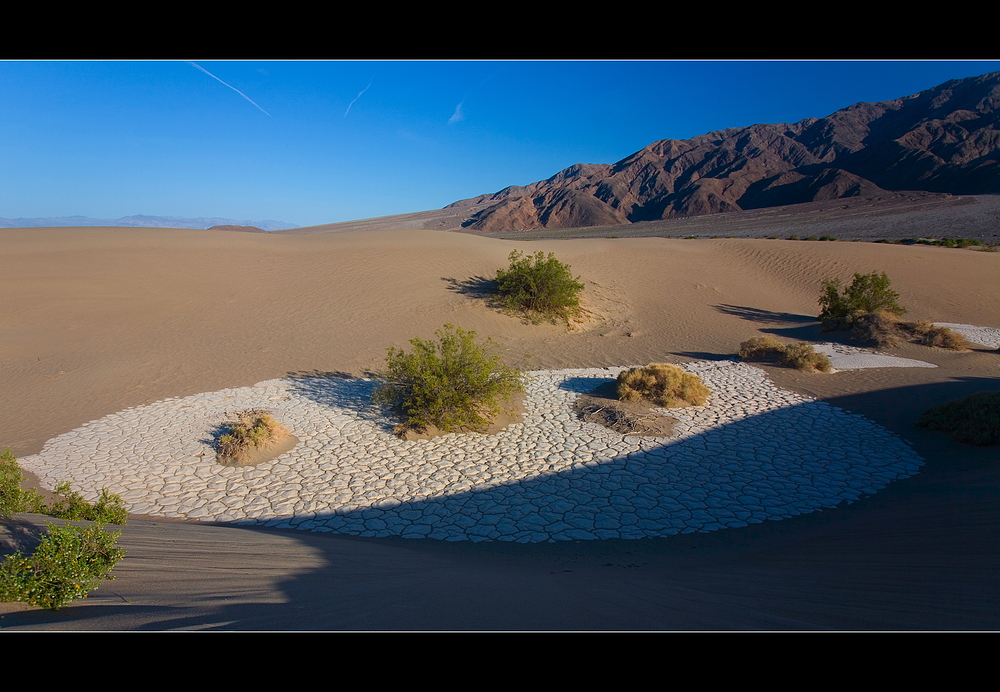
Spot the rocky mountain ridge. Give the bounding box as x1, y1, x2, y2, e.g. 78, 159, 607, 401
450, 71, 1000, 233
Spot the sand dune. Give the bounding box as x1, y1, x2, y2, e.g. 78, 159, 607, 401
1, 225, 998, 630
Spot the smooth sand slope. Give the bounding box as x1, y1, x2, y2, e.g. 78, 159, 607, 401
1, 226, 998, 630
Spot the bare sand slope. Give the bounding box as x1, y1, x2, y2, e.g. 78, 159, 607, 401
1, 226, 998, 630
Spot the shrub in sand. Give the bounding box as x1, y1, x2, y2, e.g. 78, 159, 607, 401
0, 521, 124, 610
617, 364, 710, 408
911, 321, 969, 351
217, 410, 291, 465
738, 336, 787, 363
373, 324, 524, 436
819, 271, 907, 330
917, 391, 1000, 445
495, 250, 584, 323
737, 337, 831, 372
780, 342, 832, 373
0, 449, 126, 610
850, 313, 969, 351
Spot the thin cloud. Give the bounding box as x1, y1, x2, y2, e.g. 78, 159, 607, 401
345, 78, 373, 117
448, 101, 465, 125
188, 62, 271, 118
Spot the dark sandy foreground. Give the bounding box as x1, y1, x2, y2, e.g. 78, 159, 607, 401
1, 220, 998, 630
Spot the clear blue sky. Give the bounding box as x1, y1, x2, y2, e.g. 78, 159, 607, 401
2, 60, 999, 227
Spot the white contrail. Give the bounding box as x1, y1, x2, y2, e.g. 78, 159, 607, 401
188, 62, 272, 118
448, 101, 465, 125
345, 79, 373, 117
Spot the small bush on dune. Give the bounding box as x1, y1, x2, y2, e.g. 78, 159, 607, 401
911, 321, 969, 351
373, 324, 524, 435
819, 271, 906, 330
0, 449, 127, 610
850, 310, 906, 348
495, 250, 585, 323
737, 338, 831, 372
1, 448, 45, 517
917, 391, 1000, 445
0, 521, 124, 610
738, 336, 787, 363
217, 411, 291, 465
780, 342, 833, 372
617, 364, 710, 408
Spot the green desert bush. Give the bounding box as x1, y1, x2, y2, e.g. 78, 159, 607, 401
46, 482, 128, 525
217, 410, 291, 465
373, 324, 524, 435
917, 391, 1000, 445
819, 271, 907, 330
0, 450, 127, 610
0, 521, 125, 610
1, 448, 45, 517
495, 250, 584, 322
617, 364, 710, 408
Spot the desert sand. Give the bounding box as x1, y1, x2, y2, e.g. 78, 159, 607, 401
1, 225, 998, 630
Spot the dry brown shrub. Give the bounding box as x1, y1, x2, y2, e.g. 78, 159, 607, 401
738, 336, 787, 362
910, 321, 969, 350
851, 311, 906, 348
617, 364, 710, 408
780, 342, 832, 372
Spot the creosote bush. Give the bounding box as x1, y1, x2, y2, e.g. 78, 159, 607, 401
217, 410, 291, 465
617, 364, 710, 408
737, 337, 832, 372
819, 271, 906, 330
917, 391, 1000, 445
0, 521, 124, 610
373, 324, 524, 435
1, 448, 45, 517
495, 250, 584, 323
0, 449, 127, 610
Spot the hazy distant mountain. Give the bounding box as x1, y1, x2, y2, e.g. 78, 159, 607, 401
0, 215, 298, 231
451, 71, 1000, 233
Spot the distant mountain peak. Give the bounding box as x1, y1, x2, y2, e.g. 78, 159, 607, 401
451, 71, 1000, 233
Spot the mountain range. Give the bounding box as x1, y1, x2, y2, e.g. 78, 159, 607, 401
0, 215, 298, 231
449, 71, 1000, 233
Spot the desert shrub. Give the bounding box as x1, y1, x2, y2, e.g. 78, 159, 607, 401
0, 521, 124, 610
373, 324, 524, 435
495, 250, 584, 322
911, 321, 969, 351
1, 448, 45, 517
617, 364, 710, 408
916, 391, 1000, 445
818, 271, 907, 330
780, 342, 833, 372
850, 310, 906, 348
217, 410, 290, 465
46, 482, 128, 525
738, 336, 787, 363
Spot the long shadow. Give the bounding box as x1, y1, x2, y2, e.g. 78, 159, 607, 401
715, 304, 818, 325
441, 276, 497, 300
6, 377, 1000, 630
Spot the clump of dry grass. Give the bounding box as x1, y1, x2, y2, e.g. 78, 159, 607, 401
617, 364, 710, 408
850, 312, 969, 351
738, 336, 787, 363
851, 310, 906, 348
737, 337, 832, 372
780, 342, 833, 372
217, 410, 290, 465
910, 321, 969, 351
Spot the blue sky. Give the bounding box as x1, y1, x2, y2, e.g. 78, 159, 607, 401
2, 60, 999, 227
